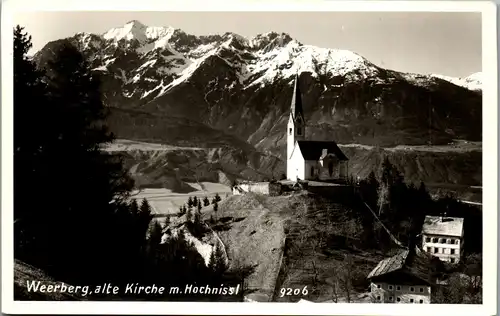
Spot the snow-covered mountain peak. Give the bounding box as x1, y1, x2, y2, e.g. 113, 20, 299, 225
464, 72, 482, 83
102, 20, 176, 44
250, 32, 294, 51
125, 20, 146, 28
430, 71, 482, 91
245, 42, 378, 88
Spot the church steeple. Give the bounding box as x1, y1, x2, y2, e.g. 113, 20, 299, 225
287, 74, 306, 162
290, 73, 304, 121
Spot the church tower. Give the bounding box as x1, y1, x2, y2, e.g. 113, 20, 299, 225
287, 74, 306, 160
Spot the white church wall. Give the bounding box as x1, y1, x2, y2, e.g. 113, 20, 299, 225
288, 146, 305, 180
304, 160, 319, 180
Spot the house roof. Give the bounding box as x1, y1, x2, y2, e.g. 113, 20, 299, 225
367, 249, 409, 279
367, 248, 442, 285
422, 215, 464, 237
297, 141, 348, 161
403, 247, 443, 285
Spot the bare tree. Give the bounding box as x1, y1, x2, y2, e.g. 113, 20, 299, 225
311, 260, 319, 289
330, 277, 340, 303
339, 254, 354, 303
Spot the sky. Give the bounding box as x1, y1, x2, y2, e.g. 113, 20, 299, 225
14, 11, 482, 78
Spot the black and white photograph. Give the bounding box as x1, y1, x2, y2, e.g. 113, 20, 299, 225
1, 1, 498, 315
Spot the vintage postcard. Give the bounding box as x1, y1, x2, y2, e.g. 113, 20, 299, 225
1, 0, 497, 315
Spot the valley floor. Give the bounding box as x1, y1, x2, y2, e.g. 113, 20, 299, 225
132, 183, 231, 215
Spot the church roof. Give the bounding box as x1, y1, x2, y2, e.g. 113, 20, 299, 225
290, 74, 304, 120
297, 141, 348, 161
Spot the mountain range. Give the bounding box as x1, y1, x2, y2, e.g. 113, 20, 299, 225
33, 20, 482, 188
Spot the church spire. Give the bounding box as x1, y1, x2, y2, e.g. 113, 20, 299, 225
290, 73, 304, 120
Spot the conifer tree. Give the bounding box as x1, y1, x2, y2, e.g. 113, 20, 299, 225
193, 196, 198, 207
149, 220, 164, 247
208, 242, 227, 277
194, 211, 201, 229
187, 196, 194, 208
140, 198, 152, 217
186, 207, 193, 223
13, 30, 138, 283
13, 26, 49, 261
215, 193, 221, 203
197, 200, 202, 213
203, 196, 210, 207
213, 202, 219, 220
130, 199, 139, 216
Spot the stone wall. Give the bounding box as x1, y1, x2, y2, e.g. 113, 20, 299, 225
232, 182, 283, 196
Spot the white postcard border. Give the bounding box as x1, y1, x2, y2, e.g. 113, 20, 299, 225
1, 1, 497, 315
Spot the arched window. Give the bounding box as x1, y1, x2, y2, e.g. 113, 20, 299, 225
289, 128, 292, 135
297, 127, 302, 135
310, 166, 314, 177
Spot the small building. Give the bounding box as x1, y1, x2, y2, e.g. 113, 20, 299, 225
421, 215, 464, 264
367, 248, 442, 304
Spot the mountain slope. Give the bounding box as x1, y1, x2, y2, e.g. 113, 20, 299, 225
33, 21, 482, 189
34, 20, 482, 158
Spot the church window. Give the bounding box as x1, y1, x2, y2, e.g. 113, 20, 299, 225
297, 127, 302, 135
289, 128, 292, 135
310, 166, 314, 177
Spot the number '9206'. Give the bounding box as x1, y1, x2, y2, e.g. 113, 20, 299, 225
279, 286, 308, 297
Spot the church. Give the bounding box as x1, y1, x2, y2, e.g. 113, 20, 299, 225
286, 75, 349, 182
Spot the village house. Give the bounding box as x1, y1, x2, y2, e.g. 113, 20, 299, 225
421, 215, 464, 264
286, 74, 349, 182
367, 248, 443, 304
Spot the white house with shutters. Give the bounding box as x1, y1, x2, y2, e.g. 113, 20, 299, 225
421, 215, 464, 264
